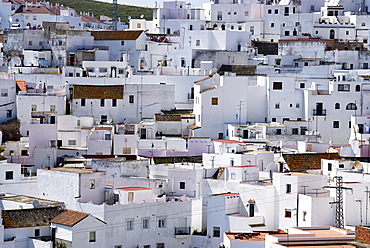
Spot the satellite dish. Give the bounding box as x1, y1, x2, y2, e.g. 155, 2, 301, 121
354, 161, 363, 171
128, 16, 131, 20
32, 200, 39, 208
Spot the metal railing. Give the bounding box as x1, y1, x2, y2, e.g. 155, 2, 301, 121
175, 227, 191, 235
313, 109, 326, 116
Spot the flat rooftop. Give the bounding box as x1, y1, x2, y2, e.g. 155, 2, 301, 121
40, 167, 104, 174
0, 194, 63, 206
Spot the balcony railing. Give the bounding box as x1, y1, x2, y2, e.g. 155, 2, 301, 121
313, 109, 326, 116
175, 227, 191, 235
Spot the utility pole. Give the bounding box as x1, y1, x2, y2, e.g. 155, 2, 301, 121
112, 0, 118, 30
323, 176, 352, 228
365, 186, 370, 224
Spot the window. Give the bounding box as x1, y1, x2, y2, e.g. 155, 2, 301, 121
5, 171, 13, 180
245, 11, 249, 16
6, 110, 12, 118
349, 121, 351, 128
121, 41, 125, 45
292, 128, 298, 135
275, 9, 278, 14
211, 97, 218, 105
81, 99, 86, 106
250, 26, 254, 35
328, 163, 332, 171
127, 219, 134, 230
276, 129, 281, 135
286, 184, 291, 193
275, 103, 280, 109
128, 192, 134, 203
284, 7, 289, 16
1, 89, 8, 97
105, 133, 111, 140
310, 5, 315, 11
129, 95, 134, 103
196, 40, 200, 46
137, 23, 141, 28
101, 115, 107, 123
90, 179, 95, 189
68, 140, 76, 145
356, 85, 361, 91
295, 22, 300, 26
142, 218, 149, 229
346, 31, 349, 35
271, 23, 274, 28
339, 164, 344, 168
180, 182, 185, 189
346, 103, 357, 110
272, 118, 276, 122
338, 84, 350, 91
213, 227, 221, 237
156, 244, 165, 248
217, 11, 222, 20
273, 82, 283, 90
31, 105, 37, 111
112, 99, 117, 107
21, 150, 28, 156
89, 231, 96, 242
268, 9, 272, 14
35, 229, 40, 237
50, 105, 56, 111
303, 211, 307, 221
58, 40, 63, 46
333, 121, 339, 128
144, 246, 150, 248
296, 103, 300, 108
158, 218, 166, 228
285, 209, 292, 218
231, 173, 236, 180
285, 31, 290, 36
335, 103, 340, 109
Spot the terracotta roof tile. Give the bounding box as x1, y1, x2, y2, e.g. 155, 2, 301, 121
51, 210, 89, 227
2, 206, 65, 229
283, 153, 341, 171
91, 30, 143, 41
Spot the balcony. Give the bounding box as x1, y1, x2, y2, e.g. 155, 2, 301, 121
313, 109, 326, 116
175, 227, 191, 238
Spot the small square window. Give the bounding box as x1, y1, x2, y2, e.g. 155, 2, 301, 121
268, 9, 272, 14
89, 231, 96, 242
68, 140, 76, 145
5, 171, 13, 180
285, 209, 292, 218
142, 218, 149, 229
271, 23, 274, 28
127, 220, 134, 230
213, 227, 221, 237
273, 82, 282, 90
158, 218, 166, 228
333, 121, 339, 128
292, 128, 298, 134
121, 41, 125, 45
211, 97, 218, 105
286, 184, 291, 193
180, 182, 185, 189
275, 103, 280, 109
50, 105, 56, 111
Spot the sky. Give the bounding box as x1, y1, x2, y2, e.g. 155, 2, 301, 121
97, 0, 210, 8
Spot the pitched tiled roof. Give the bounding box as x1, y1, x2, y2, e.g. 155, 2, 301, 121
2, 206, 65, 229
15, 5, 58, 15
51, 210, 89, 227
91, 30, 143, 41
283, 153, 341, 171
77, 13, 105, 24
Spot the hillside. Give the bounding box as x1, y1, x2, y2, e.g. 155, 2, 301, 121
47, 0, 153, 22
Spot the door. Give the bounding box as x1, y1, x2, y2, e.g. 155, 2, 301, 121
140, 128, 147, 139
243, 130, 249, 139
316, 102, 323, 115
330, 29, 335, 39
